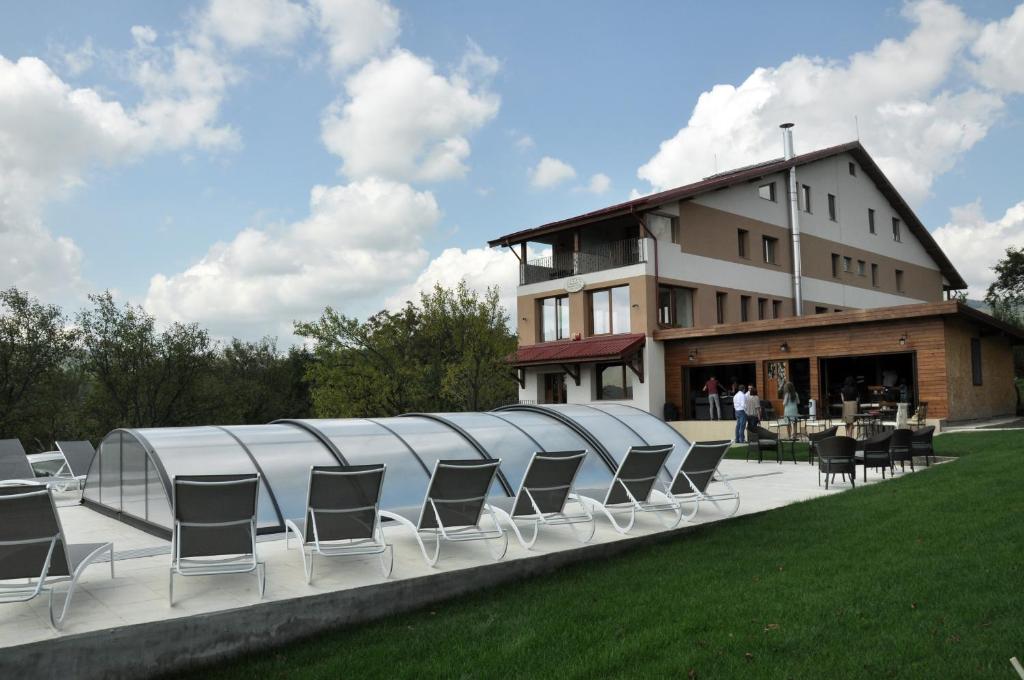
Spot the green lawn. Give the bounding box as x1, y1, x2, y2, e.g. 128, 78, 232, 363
193, 432, 1023, 679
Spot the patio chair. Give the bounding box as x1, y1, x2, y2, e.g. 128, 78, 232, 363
169, 474, 265, 605
490, 450, 595, 549
379, 459, 506, 568
807, 425, 840, 464
854, 431, 894, 481
912, 402, 929, 430
668, 440, 739, 522
747, 427, 790, 464
285, 465, 392, 584
574, 444, 679, 534
0, 484, 113, 629
889, 429, 915, 473
53, 440, 97, 492
911, 426, 936, 467
0, 438, 37, 482
817, 436, 857, 489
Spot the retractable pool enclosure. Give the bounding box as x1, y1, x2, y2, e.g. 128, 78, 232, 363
82, 404, 691, 537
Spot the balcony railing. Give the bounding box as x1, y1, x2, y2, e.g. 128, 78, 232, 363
520, 238, 646, 285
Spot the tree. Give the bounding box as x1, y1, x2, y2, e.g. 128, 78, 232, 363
0, 288, 79, 447
295, 283, 517, 417
78, 292, 216, 429
208, 338, 313, 423
985, 246, 1024, 328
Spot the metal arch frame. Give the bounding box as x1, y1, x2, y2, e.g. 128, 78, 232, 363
493, 404, 620, 476
401, 413, 514, 497
362, 418, 432, 476
588, 402, 694, 448
215, 426, 286, 534
570, 403, 679, 482
272, 419, 350, 466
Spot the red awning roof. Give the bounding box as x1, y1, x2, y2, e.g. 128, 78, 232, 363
511, 333, 646, 367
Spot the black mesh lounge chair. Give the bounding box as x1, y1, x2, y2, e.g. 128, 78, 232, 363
854, 431, 894, 481
169, 474, 265, 605
574, 444, 679, 534
379, 459, 506, 567
490, 450, 595, 549
0, 484, 113, 629
911, 426, 936, 467
53, 440, 97, 492
668, 440, 739, 522
0, 439, 68, 488
285, 465, 392, 583
807, 425, 840, 464
817, 436, 857, 489
889, 428, 915, 472
747, 427, 788, 464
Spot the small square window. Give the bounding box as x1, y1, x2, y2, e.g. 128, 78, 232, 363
857, 260, 866, 276
828, 194, 837, 221
758, 183, 776, 201
843, 256, 852, 272
848, 162, 856, 176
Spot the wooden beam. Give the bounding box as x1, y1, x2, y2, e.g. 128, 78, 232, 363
560, 363, 580, 386
513, 367, 526, 389
626, 350, 644, 383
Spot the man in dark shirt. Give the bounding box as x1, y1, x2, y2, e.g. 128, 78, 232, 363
703, 375, 721, 420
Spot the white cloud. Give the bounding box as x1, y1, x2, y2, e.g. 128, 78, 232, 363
61, 38, 96, 76
385, 246, 520, 315
637, 0, 1003, 204
131, 25, 158, 46
582, 172, 611, 194
514, 134, 534, 150
529, 156, 576, 188
932, 200, 1024, 297
970, 3, 1024, 92
145, 178, 440, 337
312, 0, 400, 72
321, 47, 500, 182
195, 0, 310, 51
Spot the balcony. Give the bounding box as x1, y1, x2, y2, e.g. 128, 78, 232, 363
520, 237, 646, 285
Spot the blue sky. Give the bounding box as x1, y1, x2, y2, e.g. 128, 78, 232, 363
1, 0, 1023, 340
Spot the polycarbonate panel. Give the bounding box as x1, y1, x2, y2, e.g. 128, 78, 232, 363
132, 427, 278, 530
380, 416, 506, 497
584, 403, 692, 476
224, 424, 337, 524
145, 448, 171, 526
121, 435, 147, 520
431, 412, 540, 492
293, 419, 430, 520
99, 433, 121, 510
536, 404, 665, 478
83, 437, 103, 503
487, 410, 612, 492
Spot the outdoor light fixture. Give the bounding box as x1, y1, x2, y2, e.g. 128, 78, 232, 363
779, 342, 789, 353
688, 350, 698, 362
899, 333, 908, 346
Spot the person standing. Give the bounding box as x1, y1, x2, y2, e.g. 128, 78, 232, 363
746, 387, 762, 431
782, 381, 800, 439
733, 384, 748, 444
841, 376, 859, 438
703, 375, 721, 420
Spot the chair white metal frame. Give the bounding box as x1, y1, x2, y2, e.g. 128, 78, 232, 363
379, 459, 507, 567
169, 474, 265, 606
51, 440, 97, 494
574, 444, 680, 534
491, 450, 595, 549
0, 484, 113, 629
285, 464, 393, 583
667, 440, 740, 522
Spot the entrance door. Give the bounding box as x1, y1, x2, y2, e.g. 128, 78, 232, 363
543, 372, 567, 404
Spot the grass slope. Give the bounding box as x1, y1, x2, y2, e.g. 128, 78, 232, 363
194, 432, 1023, 679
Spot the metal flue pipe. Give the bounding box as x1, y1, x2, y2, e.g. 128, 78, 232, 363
781, 123, 804, 316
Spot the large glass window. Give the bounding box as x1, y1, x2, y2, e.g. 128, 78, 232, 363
591, 285, 630, 335
657, 285, 694, 328
539, 295, 570, 342
596, 363, 633, 400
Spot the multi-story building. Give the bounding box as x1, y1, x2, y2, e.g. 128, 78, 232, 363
489, 129, 1021, 425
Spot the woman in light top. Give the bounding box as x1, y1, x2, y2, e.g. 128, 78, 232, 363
782, 381, 800, 439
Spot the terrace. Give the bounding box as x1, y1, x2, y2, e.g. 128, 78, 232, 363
514, 216, 650, 286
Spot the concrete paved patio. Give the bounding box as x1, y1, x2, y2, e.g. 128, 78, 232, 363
0, 458, 928, 678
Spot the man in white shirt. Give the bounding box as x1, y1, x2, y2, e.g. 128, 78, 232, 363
733, 385, 748, 443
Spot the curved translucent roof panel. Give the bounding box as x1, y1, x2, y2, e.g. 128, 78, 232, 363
584, 403, 692, 475
82, 406, 681, 537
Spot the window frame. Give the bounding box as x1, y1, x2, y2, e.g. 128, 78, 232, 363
828, 193, 838, 222
737, 228, 749, 259
762, 236, 778, 265
740, 295, 750, 322
970, 338, 983, 386
772, 299, 782, 319
871, 263, 879, 287
657, 285, 694, 329
868, 208, 876, 234
892, 217, 902, 242
848, 162, 856, 176
831, 253, 840, 278
801, 184, 812, 213
595, 362, 633, 401
589, 285, 630, 336
757, 297, 767, 321
895, 269, 905, 293
538, 294, 570, 343
758, 182, 776, 202
857, 259, 866, 276
715, 292, 727, 325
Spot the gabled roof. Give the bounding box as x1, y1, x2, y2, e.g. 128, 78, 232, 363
511, 333, 646, 367
488, 141, 967, 290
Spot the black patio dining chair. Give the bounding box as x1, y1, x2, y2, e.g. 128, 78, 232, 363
854, 431, 894, 481
807, 425, 840, 465
817, 436, 857, 490
911, 426, 936, 467
747, 426, 791, 464
889, 429, 915, 473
